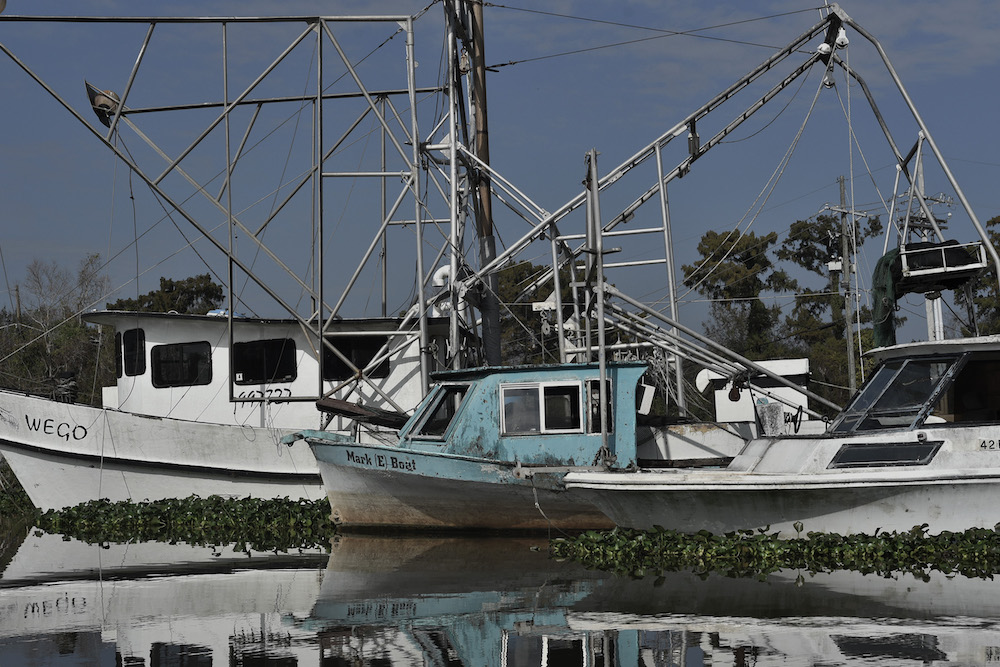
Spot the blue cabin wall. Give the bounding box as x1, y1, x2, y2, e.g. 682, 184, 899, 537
402, 363, 646, 468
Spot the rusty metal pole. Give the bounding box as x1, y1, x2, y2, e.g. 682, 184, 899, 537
469, 0, 502, 366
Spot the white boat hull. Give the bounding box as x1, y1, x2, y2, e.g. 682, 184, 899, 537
0, 390, 323, 510
567, 468, 1000, 537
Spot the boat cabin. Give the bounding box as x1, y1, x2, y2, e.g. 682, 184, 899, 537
392, 362, 648, 467
84, 310, 455, 432
831, 336, 1000, 433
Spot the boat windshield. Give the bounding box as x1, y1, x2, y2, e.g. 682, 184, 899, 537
831, 356, 958, 432
409, 384, 469, 439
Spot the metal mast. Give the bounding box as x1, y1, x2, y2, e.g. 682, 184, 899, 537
467, 0, 502, 366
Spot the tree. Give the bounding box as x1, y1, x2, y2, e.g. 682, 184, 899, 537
776, 213, 883, 410
107, 274, 224, 315
0, 254, 114, 405
682, 230, 798, 360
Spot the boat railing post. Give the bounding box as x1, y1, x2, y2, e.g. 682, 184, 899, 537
403, 17, 431, 393
654, 141, 685, 416
446, 6, 463, 369
550, 234, 567, 364
587, 149, 612, 467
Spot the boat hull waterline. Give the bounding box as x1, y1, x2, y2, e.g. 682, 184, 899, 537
305, 433, 613, 531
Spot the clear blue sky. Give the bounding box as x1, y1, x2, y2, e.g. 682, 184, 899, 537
1, 1, 998, 344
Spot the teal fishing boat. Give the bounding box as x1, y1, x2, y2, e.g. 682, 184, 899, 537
284, 362, 652, 531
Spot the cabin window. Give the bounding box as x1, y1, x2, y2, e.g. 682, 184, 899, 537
233, 338, 297, 385
151, 341, 212, 388
120, 328, 145, 377
829, 441, 941, 468
501, 382, 583, 436
412, 385, 469, 438
831, 356, 958, 432
322, 335, 390, 380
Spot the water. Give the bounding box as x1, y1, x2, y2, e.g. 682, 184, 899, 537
3, 527, 1000, 666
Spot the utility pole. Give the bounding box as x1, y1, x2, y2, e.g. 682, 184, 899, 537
838, 176, 857, 394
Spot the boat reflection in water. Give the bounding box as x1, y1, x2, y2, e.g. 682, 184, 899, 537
0, 527, 328, 665
311, 534, 1000, 666
5, 528, 1000, 665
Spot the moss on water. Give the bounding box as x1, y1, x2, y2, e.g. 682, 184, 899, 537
550, 525, 1000, 580
36, 495, 336, 553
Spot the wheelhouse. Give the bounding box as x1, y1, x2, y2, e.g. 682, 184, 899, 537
395, 362, 645, 467
86, 310, 459, 431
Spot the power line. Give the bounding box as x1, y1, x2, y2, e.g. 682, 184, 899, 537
482, 4, 823, 69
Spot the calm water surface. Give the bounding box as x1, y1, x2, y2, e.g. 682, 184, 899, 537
2, 526, 999, 666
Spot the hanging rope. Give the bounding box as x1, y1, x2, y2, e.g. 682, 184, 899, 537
681, 64, 829, 301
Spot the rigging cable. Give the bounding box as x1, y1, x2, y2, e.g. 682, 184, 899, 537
680, 63, 828, 302
0, 245, 12, 312
481, 5, 823, 69
679, 67, 823, 299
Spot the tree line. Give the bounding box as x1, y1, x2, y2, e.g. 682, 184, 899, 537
0, 260, 222, 405
679, 214, 1000, 414
4, 214, 999, 415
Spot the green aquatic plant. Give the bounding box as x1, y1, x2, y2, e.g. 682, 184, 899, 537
550, 524, 1000, 580
36, 495, 336, 553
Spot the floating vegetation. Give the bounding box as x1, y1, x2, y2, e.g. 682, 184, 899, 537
551, 525, 1000, 580
35, 495, 336, 553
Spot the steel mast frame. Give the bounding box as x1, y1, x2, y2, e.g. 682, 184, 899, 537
457, 3, 996, 408
0, 12, 482, 404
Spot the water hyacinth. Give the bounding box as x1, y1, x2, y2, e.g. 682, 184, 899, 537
35, 495, 336, 553
550, 524, 1000, 580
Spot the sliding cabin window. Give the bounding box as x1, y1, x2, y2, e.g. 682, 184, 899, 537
233, 338, 297, 385
929, 353, 1000, 424
117, 328, 145, 378
501, 382, 583, 436
322, 335, 390, 381
151, 341, 212, 388
412, 385, 469, 438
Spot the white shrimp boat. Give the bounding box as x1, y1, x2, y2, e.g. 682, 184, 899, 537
0, 310, 451, 511
0, 10, 485, 510
566, 335, 1000, 537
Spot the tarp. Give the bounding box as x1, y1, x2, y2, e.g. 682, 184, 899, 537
872, 248, 900, 348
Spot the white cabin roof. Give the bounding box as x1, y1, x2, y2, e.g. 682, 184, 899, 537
868, 335, 1000, 362
83, 310, 453, 335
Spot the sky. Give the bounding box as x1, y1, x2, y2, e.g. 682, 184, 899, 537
1, 1, 998, 348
